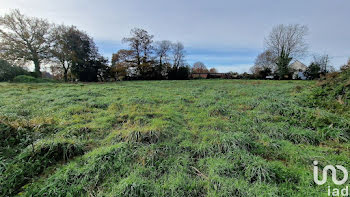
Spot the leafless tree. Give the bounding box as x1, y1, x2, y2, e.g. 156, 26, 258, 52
192, 61, 208, 73
265, 24, 308, 60
312, 54, 334, 74
264, 24, 308, 79
155, 40, 172, 66
0, 9, 52, 76
254, 50, 276, 71
250, 50, 276, 77
172, 42, 185, 68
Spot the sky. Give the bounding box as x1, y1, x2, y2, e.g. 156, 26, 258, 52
1, 0, 349, 73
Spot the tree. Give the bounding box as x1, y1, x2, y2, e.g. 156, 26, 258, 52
312, 54, 334, 74
0, 59, 29, 81
255, 50, 276, 71
50, 25, 106, 82
165, 42, 187, 80
95, 56, 110, 82
209, 68, 218, 73
240, 72, 252, 79
155, 40, 172, 66
114, 29, 188, 80
265, 24, 308, 79
192, 61, 208, 73
167, 65, 190, 80
122, 28, 154, 78
154, 40, 172, 79
340, 58, 350, 72
66, 28, 102, 82
250, 66, 272, 79
224, 72, 239, 79
305, 62, 321, 79
275, 49, 293, 79
111, 49, 134, 80
250, 50, 275, 79
172, 42, 185, 68
49, 25, 74, 81
0, 10, 52, 76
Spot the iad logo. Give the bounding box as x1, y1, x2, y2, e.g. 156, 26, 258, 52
313, 161, 348, 185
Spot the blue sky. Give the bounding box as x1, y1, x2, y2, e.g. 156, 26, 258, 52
1, 0, 349, 73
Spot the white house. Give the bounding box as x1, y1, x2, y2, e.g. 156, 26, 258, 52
290, 60, 307, 80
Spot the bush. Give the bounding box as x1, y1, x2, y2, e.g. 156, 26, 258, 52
167, 66, 190, 80
12, 75, 56, 83
0, 59, 30, 81
306, 70, 350, 113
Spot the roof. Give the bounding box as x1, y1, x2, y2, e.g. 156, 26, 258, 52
290, 60, 307, 71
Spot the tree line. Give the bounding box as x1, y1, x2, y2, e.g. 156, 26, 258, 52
1, 10, 222, 82
1, 10, 349, 82
110, 28, 190, 80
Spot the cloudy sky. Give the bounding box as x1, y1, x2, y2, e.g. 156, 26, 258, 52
1, 0, 349, 73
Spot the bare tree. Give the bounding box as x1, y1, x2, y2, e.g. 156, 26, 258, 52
0, 10, 52, 76
250, 50, 275, 78
312, 54, 334, 74
265, 24, 308, 59
172, 42, 185, 68
254, 50, 276, 71
264, 24, 308, 79
155, 40, 172, 67
192, 61, 208, 73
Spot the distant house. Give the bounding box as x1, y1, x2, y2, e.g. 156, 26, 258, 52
290, 60, 307, 80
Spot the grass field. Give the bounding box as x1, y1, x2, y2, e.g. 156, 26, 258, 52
1, 80, 350, 196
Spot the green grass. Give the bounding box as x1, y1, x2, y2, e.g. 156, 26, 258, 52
305, 70, 350, 114
0, 80, 349, 196
12, 75, 57, 83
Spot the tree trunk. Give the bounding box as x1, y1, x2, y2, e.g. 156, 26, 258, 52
63, 69, 68, 82
33, 59, 41, 77
159, 56, 162, 67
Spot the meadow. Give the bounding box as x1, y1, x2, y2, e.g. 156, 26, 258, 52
1, 80, 350, 196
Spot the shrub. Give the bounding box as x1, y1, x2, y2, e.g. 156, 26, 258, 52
306, 70, 350, 113
12, 75, 57, 83
0, 59, 30, 81
167, 65, 190, 80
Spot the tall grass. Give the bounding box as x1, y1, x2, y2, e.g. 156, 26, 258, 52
0, 80, 349, 196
